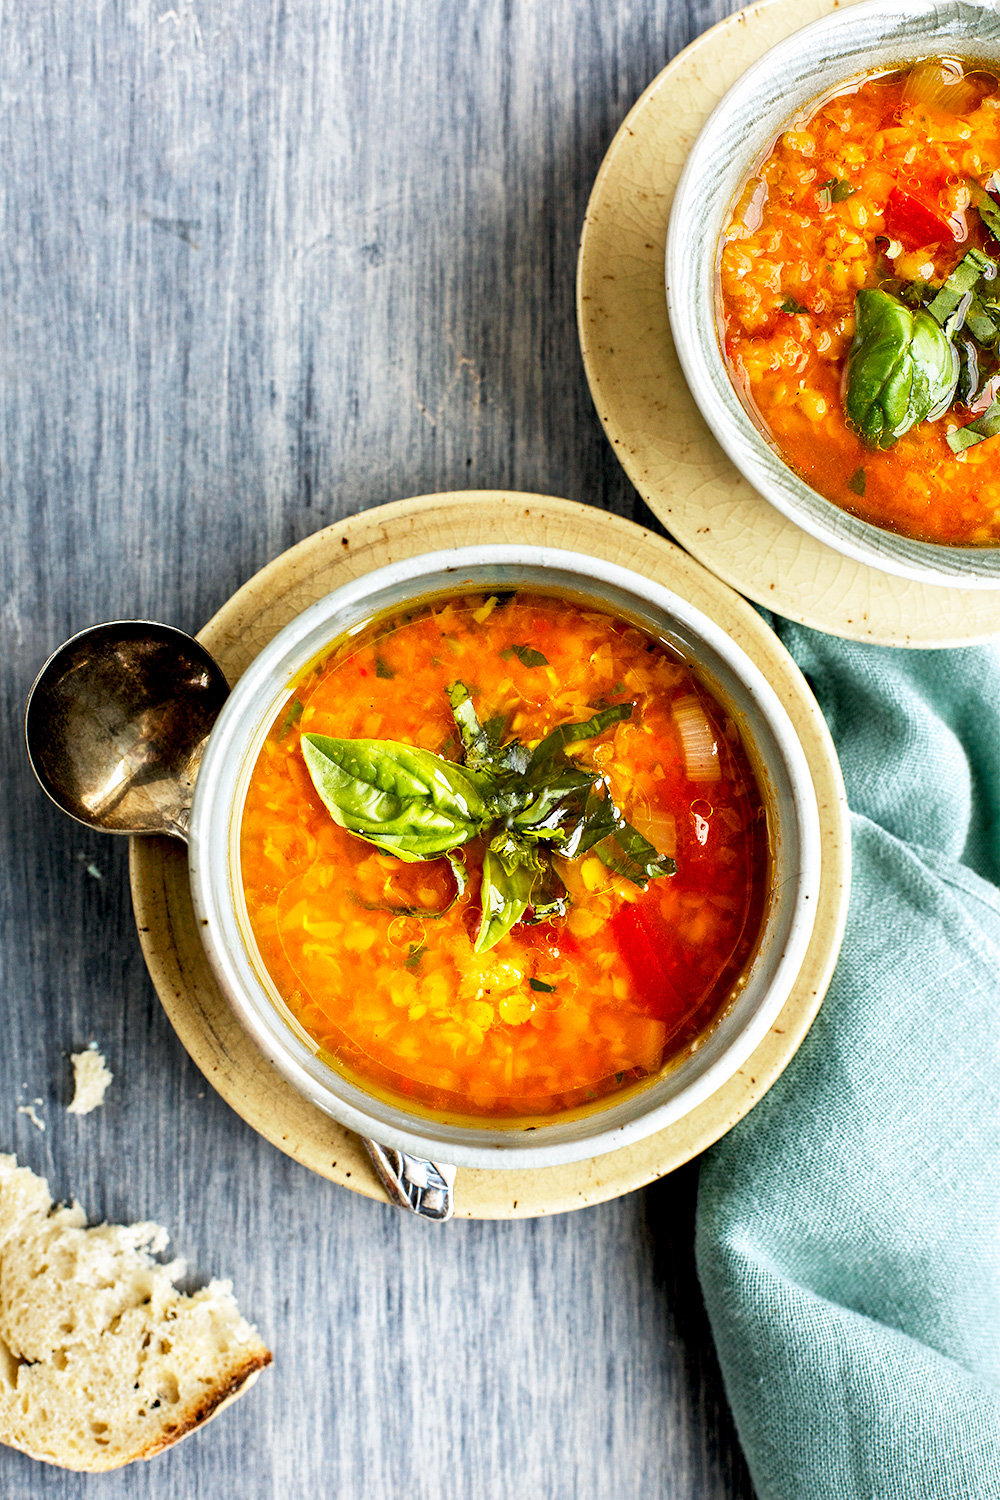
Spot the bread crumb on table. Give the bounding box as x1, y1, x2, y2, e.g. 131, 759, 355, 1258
15, 1106, 44, 1133
67, 1044, 113, 1115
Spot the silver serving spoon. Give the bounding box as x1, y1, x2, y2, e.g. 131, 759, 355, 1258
25, 621, 230, 840
25, 621, 456, 1221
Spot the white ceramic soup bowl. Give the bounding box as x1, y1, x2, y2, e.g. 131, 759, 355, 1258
187, 545, 822, 1170
666, 0, 1000, 591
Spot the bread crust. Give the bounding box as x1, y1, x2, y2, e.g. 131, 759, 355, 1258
136, 1350, 274, 1466
3, 1350, 273, 1473
0, 1154, 273, 1472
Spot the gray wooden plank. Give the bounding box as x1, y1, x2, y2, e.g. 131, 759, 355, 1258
1, 0, 756, 1495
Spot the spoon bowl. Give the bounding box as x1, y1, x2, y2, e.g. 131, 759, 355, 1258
24, 621, 230, 841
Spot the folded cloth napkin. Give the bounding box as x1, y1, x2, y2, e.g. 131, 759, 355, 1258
696, 622, 1000, 1500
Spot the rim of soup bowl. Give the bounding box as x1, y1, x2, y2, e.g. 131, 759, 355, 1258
665, 0, 1000, 591
187, 545, 823, 1169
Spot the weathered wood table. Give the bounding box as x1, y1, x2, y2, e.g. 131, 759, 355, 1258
1, 1, 756, 1494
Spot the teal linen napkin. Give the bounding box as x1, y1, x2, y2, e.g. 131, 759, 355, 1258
696, 624, 1000, 1500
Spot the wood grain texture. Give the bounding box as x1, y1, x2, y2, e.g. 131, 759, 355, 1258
1, 0, 757, 1494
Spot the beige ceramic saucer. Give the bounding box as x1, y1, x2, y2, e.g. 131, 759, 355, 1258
130, 492, 850, 1219
578, 0, 1000, 647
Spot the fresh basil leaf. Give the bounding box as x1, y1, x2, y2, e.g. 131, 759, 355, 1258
528, 977, 557, 993
475, 850, 536, 952
511, 765, 597, 836
301, 734, 488, 859
965, 297, 1000, 346
500, 643, 549, 668
844, 288, 958, 449
447, 682, 529, 781
475, 836, 570, 948
846, 467, 866, 497
446, 681, 491, 766
889, 277, 933, 310
487, 829, 546, 873
593, 821, 677, 887
925, 247, 995, 329
483, 712, 510, 750
445, 850, 468, 898
556, 781, 621, 858
947, 398, 1000, 452
526, 702, 633, 779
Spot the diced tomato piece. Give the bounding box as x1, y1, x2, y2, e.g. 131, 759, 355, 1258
610, 904, 688, 1023
884, 186, 955, 249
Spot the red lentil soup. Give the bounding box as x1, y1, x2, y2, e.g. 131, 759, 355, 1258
239, 590, 769, 1125
719, 60, 1000, 545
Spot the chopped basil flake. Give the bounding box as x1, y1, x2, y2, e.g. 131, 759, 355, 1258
483, 711, 509, 747
528, 977, 557, 993
277, 697, 304, 739
500, 643, 549, 668
846, 468, 866, 496
966, 298, 1000, 346
404, 944, 427, 971
926, 248, 995, 331
374, 654, 395, 679
816, 177, 855, 206
947, 399, 1000, 453
780, 297, 809, 315
971, 181, 1000, 242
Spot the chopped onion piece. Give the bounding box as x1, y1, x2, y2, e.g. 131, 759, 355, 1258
901, 60, 985, 117
672, 696, 721, 782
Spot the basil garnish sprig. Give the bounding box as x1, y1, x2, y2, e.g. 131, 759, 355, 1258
844, 186, 1000, 453
300, 682, 676, 954
843, 289, 958, 450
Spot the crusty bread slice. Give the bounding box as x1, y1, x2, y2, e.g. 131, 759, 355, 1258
0, 1154, 271, 1471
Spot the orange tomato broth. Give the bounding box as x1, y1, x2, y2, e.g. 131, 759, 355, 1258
238, 590, 769, 1124
719, 61, 1000, 546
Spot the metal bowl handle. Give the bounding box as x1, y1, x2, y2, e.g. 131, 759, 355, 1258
363, 1140, 456, 1221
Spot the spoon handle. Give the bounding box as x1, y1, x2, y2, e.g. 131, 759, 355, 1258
362, 1140, 456, 1221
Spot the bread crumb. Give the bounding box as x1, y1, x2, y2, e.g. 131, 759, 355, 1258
67, 1045, 113, 1115
16, 1105, 45, 1132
